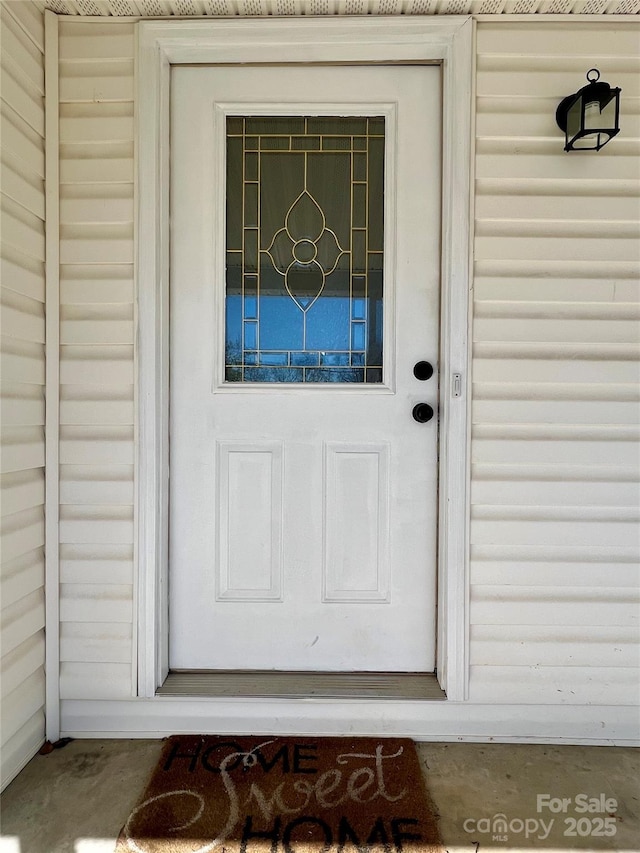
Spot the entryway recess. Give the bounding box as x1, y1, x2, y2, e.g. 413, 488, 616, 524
136, 17, 472, 709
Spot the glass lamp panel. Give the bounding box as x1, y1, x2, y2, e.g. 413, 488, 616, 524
572, 135, 600, 149
600, 95, 618, 131
583, 98, 603, 130
225, 115, 385, 384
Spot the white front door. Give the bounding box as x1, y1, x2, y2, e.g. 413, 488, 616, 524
169, 65, 441, 672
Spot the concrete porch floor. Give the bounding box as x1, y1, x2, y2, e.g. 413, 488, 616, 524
1, 740, 638, 852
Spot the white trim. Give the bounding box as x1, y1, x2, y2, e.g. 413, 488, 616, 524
131, 26, 141, 699
435, 16, 473, 702
136, 23, 171, 696
209, 99, 400, 396
44, 9, 61, 743
60, 698, 640, 747
38, 13, 640, 24
137, 16, 473, 702
472, 13, 640, 21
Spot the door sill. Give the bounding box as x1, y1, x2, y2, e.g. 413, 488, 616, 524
157, 670, 446, 700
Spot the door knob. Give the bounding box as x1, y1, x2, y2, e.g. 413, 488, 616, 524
412, 403, 434, 423
413, 361, 434, 381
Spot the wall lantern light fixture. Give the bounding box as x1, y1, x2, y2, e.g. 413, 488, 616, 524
556, 69, 621, 152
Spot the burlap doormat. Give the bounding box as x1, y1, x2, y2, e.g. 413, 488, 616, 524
116, 735, 443, 853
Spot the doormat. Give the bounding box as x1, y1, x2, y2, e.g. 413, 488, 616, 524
115, 735, 443, 853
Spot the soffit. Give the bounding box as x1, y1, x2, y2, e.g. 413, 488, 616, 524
42, 0, 640, 17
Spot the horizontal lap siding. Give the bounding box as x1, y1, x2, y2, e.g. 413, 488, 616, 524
58, 19, 135, 701
0, 0, 46, 790
471, 21, 640, 705
53, 18, 639, 717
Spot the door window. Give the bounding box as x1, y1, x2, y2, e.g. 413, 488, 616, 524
225, 116, 385, 383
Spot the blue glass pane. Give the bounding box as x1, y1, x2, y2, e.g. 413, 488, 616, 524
244, 295, 257, 319
244, 352, 258, 366
351, 322, 365, 351
291, 352, 320, 366
260, 352, 288, 366
244, 321, 257, 350
320, 353, 350, 367
259, 295, 303, 351
305, 368, 364, 383
351, 352, 365, 366
225, 295, 242, 365
306, 295, 350, 352
245, 367, 303, 382
352, 298, 366, 320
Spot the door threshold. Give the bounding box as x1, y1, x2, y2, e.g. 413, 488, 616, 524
157, 670, 446, 700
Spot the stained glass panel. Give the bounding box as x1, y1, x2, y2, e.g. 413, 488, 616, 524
225, 115, 384, 384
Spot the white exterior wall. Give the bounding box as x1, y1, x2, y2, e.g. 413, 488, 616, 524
53, 16, 639, 737
0, 0, 47, 790
58, 20, 136, 702
470, 20, 640, 706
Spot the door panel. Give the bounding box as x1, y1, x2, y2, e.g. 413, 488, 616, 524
169, 65, 441, 671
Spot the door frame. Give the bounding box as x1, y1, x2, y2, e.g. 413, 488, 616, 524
136, 16, 473, 701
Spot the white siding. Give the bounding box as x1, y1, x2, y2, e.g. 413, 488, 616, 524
54, 17, 640, 723
58, 19, 135, 701
471, 20, 640, 704
0, 0, 46, 790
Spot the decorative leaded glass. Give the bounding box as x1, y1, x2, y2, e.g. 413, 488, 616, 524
225, 116, 384, 383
